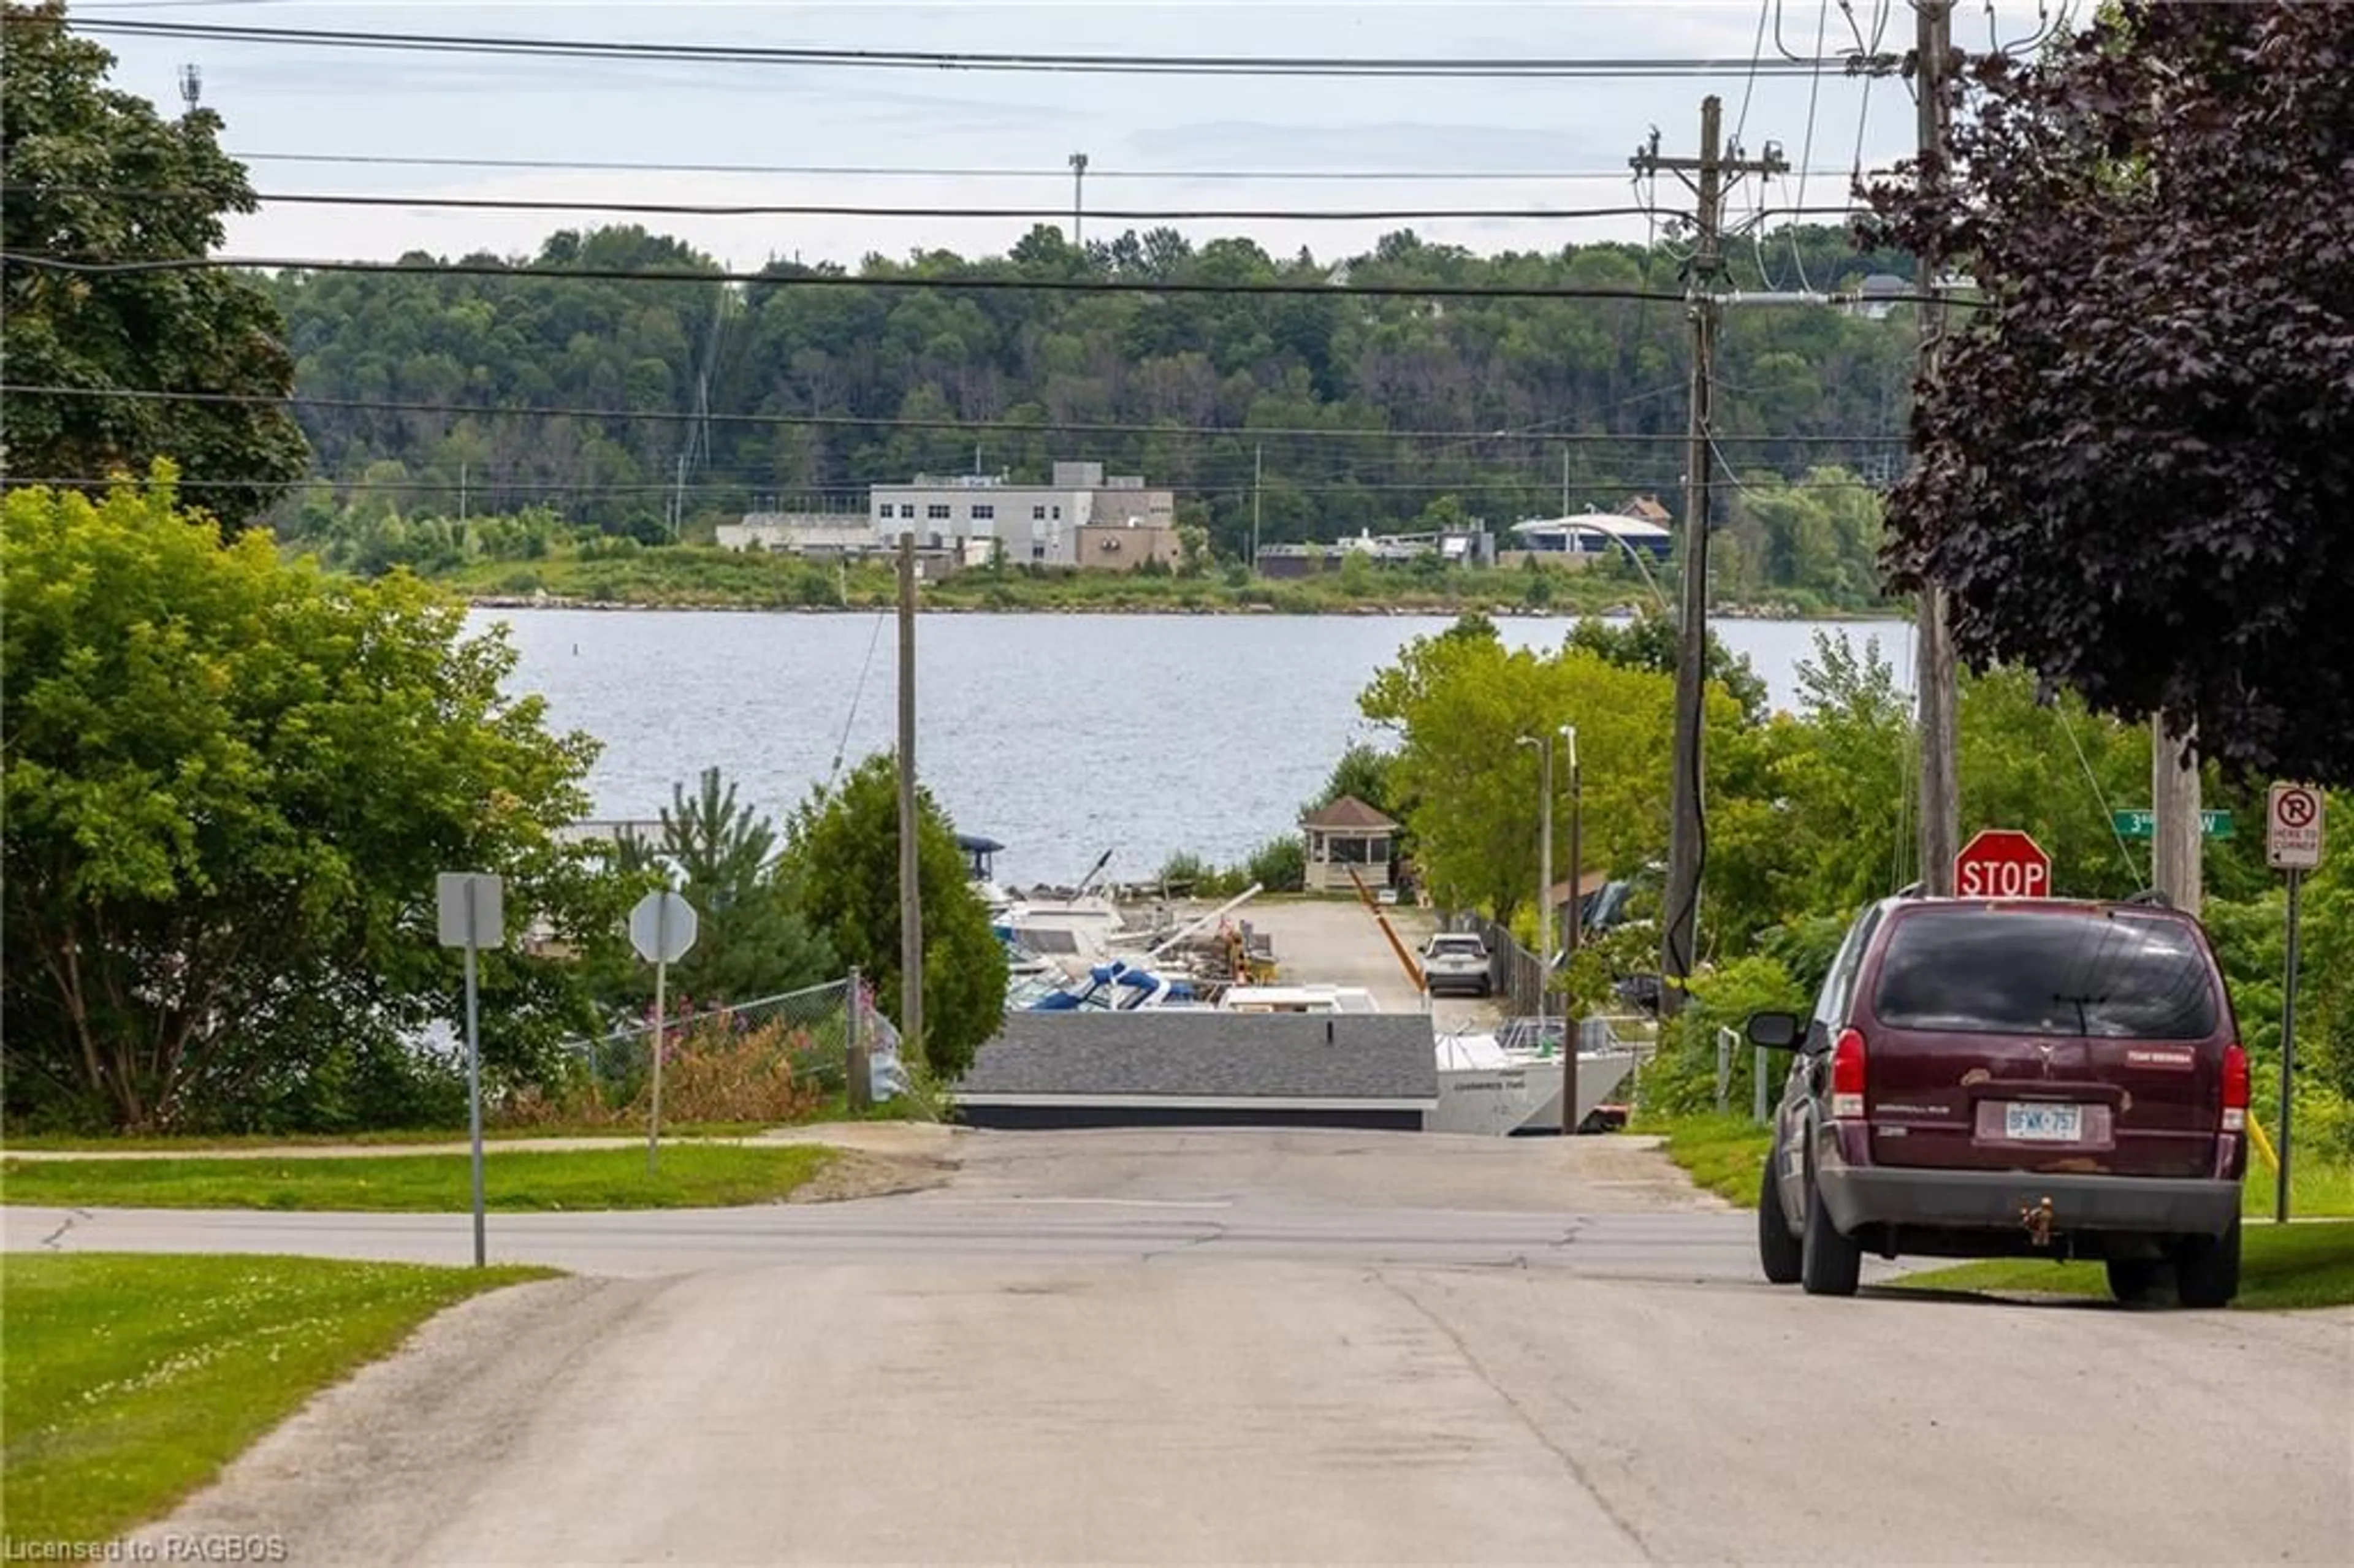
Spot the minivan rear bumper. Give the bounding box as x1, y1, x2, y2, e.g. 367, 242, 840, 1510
1819, 1166, 2241, 1239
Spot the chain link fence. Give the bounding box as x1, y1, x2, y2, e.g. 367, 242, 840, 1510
507, 978, 862, 1127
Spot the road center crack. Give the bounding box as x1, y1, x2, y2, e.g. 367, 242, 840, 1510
1380, 1273, 1660, 1563
39, 1208, 91, 1249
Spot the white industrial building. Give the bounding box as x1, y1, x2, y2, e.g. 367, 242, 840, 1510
718, 461, 1178, 569
869, 462, 1175, 566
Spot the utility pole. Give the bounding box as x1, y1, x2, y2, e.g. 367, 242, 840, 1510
1560, 446, 1570, 517
671, 451, 688, 542
896, 532, 926, 1070
1564, 725, 1582, 959
1068, 151, 1089, 245
1912, 0, 1962, 892
1632, 97, 1785, 1013
1252, 443, 1263, 571
1536, 736, 1554, 1037
2151, 718, 2202, 913
459, 462, 468, 523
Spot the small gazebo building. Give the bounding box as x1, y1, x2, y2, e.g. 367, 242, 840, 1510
1300, 795, 1401, 893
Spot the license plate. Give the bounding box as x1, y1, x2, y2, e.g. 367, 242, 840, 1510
2004, 1102, 2083, 1142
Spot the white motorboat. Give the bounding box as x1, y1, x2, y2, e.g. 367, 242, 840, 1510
1426, 1019, 1645, 1135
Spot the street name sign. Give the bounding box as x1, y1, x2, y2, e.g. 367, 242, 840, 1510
2111, 810, 2233, 840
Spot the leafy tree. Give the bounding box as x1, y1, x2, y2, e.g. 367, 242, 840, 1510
1, 471, 604, 1131
264, 215, 1915, 565
1564, 611, 1770, 723
1306, 743, 1399, 821
0, 3, 308, 530
2198, 828, 2354, 1149
1865, 1, 2354, 782
1711, 634, 1916, 942
777, 753, 1006, 1078
1174, 521, 1212, 576
591, 768, 836, 1013
1360, 618, 1743, 920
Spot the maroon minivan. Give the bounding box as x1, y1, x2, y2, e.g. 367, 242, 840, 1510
1747, 894, 2249, 1306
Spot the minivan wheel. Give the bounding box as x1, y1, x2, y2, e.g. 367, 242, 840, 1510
2174, 1217, 2242, 1309
2104, 1256, 2173, 1306
1799, 1173, 1862, 1296
1758, 1155, 1802, 1285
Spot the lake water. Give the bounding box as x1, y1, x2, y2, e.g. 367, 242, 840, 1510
481, 609, 1918, 886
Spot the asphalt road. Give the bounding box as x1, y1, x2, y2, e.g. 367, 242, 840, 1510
12, 1129, 2348, 1564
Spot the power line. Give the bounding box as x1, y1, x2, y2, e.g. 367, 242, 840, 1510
12, 471, 1883, 498
1, 383, 1910, 446
53, 17, 1876, 78
5, 187, 1870, 225
224, 151, 1887, 184
0, 250, 1947, 304
0, 251, 1678, 302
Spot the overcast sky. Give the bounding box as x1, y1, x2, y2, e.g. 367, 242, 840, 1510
74, 0, 2077, 269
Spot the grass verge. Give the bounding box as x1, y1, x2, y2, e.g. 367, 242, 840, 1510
1, 1121, 777, 1152
1, 1144, 833, 1211
1892, 1220, 2354, 1311
1638, 1114, 1774, 1205
2242, 1152, 2354, 1219
2, 1253, 551, 1547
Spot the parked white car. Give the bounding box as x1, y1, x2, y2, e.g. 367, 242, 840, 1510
1420, 932, 1493, 998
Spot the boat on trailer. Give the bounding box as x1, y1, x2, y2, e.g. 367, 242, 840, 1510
1427, 1017, 1647, 1135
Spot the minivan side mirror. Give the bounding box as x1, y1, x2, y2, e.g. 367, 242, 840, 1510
1746, 1011, 1801, 1049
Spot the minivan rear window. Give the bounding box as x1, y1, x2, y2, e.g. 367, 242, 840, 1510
1871, 909, 2219, 1039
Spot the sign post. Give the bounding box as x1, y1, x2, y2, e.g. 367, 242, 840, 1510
628, 889, 699, 1173
2266, 783, 2325, 1223
436, 872, 504, 1267
1953, 828, 2053, 900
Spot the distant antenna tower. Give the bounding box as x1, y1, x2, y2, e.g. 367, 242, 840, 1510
178, 64, 203, 113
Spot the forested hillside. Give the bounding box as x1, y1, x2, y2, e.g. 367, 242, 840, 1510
267, 221, 1918, 560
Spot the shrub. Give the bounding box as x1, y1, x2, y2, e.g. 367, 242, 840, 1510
1245, 836, 1307, 893
1636, 954, 1806, 1118
498, 1015, 831, 1128
1157, 851, 1216, 892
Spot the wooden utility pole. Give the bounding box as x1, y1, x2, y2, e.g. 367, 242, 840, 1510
1913, 0, 1962, 892
896, 532, 925, 1069
1633, 98, 1785, 1011
2151, 718, 2202, 913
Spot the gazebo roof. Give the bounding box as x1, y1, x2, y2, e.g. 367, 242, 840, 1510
1300, 794, 1401, 832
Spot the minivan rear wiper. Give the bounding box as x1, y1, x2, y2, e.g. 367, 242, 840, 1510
2052, 992, 2111, 1036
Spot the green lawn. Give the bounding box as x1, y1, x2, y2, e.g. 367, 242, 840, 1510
2, 1254, 551, 1547
1639, 1114, 1775, 1205
2, 1122, 771, 1152
2242, 1152, 2354, 1219
1892, 1220, 2354, 1311
1, 1144, 833, 1211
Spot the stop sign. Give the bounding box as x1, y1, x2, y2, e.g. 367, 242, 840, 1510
1954, 829, 2052, 899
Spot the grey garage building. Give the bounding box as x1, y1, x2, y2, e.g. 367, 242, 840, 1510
954, 1011, 1440, 1131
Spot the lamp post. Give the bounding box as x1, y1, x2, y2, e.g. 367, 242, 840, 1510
1516, 733, 1555, 1035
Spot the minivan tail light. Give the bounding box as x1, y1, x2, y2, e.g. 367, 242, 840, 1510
2221, 1041, 2249, 1133
1831, 1027, 1867, 1120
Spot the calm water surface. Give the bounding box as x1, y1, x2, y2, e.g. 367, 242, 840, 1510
481, 609, 1916, 885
